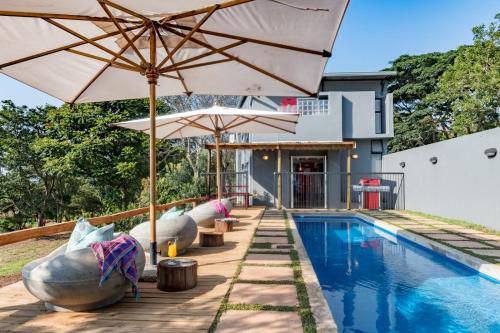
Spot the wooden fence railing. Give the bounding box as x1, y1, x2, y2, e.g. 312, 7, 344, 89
0, 196, 209, 247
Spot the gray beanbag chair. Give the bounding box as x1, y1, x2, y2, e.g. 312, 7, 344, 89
130, 215, 197, 255
221, 198, 233, 213
186, 200, 232, 228
22, 233, 145, 312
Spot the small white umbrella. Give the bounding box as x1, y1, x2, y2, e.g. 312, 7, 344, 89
114, 105, 300, 200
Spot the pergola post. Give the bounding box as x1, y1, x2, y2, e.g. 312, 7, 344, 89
215, 131, 222, 200
346, 150, 352, 210
277, 149, 282, 210
206, 148, 212, 197
147, 27, 158, 265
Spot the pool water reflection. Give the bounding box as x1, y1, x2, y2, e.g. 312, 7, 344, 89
294, 215, 500, 333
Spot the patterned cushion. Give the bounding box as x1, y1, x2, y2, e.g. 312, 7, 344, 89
66, 218, 97, 253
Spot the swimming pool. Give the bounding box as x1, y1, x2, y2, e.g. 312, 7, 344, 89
294, 215, 500, 333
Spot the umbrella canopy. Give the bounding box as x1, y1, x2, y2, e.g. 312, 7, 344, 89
114, 106, 300, 200
0, 0, 349, 265
0, 0, 349, 102
114, 106, 300, 139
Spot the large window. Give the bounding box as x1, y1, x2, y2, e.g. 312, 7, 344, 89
297, 97, 329, 116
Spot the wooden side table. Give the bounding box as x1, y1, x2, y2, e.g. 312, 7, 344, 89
157, 259, 197, 292
199, 231, 224, 247
214, 218, 237, 233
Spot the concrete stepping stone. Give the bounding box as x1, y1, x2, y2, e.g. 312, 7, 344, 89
255, 231, 288, 237
465, 234, 500, 241
423, 234, 469, 241
229, 283, 298, 307
466, 249, 500, 257
248, 248, 291, 254
402, 224, 439, 229
485, 241, 500, 247
258, 227, 286, 231
259, 223, 286, 228
254, 237, 289, 244
216, 310, 302, 333
392, 221, 421, 225
443, 241, 493, 249
448, 228, 485, 234
412, 229, 448, 234
239, 266, 294, 282
433, 224, 464, 229
245, 253, 292, 265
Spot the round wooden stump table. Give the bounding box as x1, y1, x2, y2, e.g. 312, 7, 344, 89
199, 231, 224, 247
157, 259, 197, 292
214, 218, 237, 233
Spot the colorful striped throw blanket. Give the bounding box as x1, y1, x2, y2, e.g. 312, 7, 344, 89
90, 234, 140, 299
210, 200, 230, 218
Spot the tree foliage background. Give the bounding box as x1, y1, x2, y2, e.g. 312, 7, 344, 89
387, 15, 499, 152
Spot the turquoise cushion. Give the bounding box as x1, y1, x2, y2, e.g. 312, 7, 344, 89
159, 208, 184, 220
66, 218, 97, 253
66, 219, 115, 253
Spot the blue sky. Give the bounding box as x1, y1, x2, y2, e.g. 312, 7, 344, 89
1, 0, 499, 108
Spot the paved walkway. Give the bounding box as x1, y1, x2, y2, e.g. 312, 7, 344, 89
363, 210, 500, 264
215, 209, 310, 333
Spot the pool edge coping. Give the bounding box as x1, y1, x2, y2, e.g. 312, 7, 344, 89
356, 211, 500, 283
286, 210, 339, 333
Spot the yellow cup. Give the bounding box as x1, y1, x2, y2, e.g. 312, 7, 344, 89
167, 241, 177, 258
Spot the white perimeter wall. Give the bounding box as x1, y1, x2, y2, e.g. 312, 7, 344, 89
382, 127, 500, 230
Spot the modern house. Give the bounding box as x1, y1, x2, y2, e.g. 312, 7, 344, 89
228, 71, 398, 209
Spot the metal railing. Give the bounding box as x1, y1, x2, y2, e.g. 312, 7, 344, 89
204, 171, 249, 207
273, 172, 405, 210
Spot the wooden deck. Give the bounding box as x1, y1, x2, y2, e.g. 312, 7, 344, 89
0, 207, 264, 333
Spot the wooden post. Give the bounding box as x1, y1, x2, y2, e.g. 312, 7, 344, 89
206, 149, 212, 197
346, 150, 352, 210
215, 131, 222, 200
277, 149, 282, 210
148, 27, 158, 265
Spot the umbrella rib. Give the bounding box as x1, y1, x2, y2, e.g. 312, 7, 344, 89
153, 22, 191, 95
223, 116, 259, 131
70, 25, 149, 104
163, 23, 329, 57
0, 24, 143, 69
161, 0, 254, 22
43, 18, 142, 69
157, 5, 219, 69
163, 27, 315, 96
239, 115, 295, 133
159, 41, 246, 73
0, 10, 139, 24
97, 0, 149, 22
65, 49, 141, 72
163, 59, 233, 72
98, 2, 148, 65
217, 115, 227, 130
159, 115, 211, 138
252, 115, 299, 124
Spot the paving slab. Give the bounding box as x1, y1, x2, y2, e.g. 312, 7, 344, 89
485, 241, 500, 247
216, 310, 302, 333
255, 231, 288, 237
448, 228, 485, 234
423, 234, 469, 241
443, 241, 493, 249
239, 266, 294, 281
391, 221, 421, 225
397, 224, 431, 229
259, 224, 286, 229
258, 227, 286, 232
253, 236, 289, 244
433, 224, 464, 229
466, 249, 500, 257
245, 253, 292, 265
406, 228, 445, 233
228, 283, 298, 307
247, 248, 291, 254
466, 234, 500, 241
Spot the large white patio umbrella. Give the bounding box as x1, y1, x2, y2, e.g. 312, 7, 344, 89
114, 105, 300, 198
0, 0, 349, 264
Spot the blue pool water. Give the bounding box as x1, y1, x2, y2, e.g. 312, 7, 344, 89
294, 215, 500, 333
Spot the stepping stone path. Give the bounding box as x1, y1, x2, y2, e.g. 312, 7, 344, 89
363, 211, 500, 264
216, 209, 305, 333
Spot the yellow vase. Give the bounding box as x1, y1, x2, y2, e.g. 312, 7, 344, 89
167, 241, 177, 258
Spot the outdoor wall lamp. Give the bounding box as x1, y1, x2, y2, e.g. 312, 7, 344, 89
484, 148, 497, 159
262, 154, 269, 160
351, 153, 359, 160
400, 162, 406, 168
429, 157, 438, 164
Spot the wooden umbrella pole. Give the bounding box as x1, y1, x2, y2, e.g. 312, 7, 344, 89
215, 131, 222, 201
148, 27, 159, 265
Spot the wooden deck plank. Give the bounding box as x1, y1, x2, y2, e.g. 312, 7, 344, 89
0, 207, 264, 333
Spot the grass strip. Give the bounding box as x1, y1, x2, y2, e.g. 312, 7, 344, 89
225, 303, 297, 312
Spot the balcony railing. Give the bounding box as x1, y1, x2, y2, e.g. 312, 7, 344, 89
277, 98, 329, 116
